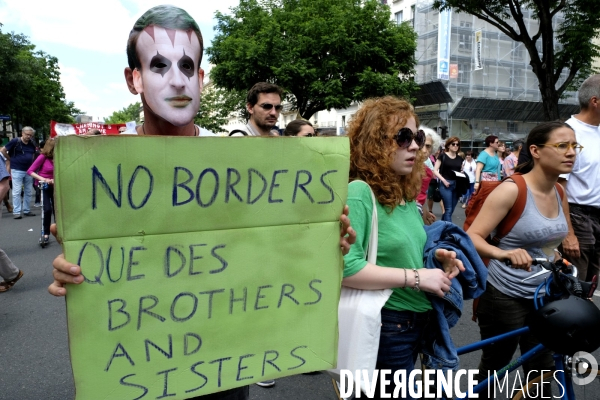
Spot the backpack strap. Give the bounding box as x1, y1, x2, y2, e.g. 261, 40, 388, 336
229, 129, 248, 136
492, 173, 528, 243
555, 181, 565, 201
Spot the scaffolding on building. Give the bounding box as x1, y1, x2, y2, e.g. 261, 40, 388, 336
412, 0, 578, 151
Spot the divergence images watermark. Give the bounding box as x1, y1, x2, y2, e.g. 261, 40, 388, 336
339, 354, 598, 399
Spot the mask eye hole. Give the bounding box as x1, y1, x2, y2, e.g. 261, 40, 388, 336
149, 53, 172, 77
178, 54, 195, 78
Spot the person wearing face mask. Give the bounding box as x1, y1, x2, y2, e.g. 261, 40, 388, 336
343, 97, 463, 399
1, 126, 38, 219
48, 6, 356, 400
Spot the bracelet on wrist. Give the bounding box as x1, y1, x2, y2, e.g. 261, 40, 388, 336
412, 269, 420, 292
402, 268, 407, 289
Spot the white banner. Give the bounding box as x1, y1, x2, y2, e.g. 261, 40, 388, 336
474, 29, 483, 71
437, 8, 452, 80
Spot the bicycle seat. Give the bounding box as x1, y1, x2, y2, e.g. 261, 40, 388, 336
528, 295, 600, 355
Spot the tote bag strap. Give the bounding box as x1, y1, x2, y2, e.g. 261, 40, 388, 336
350, 180, 378, 263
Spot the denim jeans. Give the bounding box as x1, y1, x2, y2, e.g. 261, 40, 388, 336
11, 169, 33, 215
465, 182, 475, 204
439, 179, 458, 222
373, 308, 430, 400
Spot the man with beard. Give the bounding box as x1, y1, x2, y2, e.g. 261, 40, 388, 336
230, 82, 283, 136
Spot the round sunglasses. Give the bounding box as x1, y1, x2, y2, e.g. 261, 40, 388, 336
395, 127, 426, 149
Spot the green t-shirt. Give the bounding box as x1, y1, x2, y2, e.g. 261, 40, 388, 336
343, 181, 431, 312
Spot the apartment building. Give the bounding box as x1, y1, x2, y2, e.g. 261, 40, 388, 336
390, 0, 579, 150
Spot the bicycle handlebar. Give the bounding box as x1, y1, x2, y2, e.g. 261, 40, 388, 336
506, 257, 597, 300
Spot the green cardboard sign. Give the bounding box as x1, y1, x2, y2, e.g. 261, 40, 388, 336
55, 135, 349, 399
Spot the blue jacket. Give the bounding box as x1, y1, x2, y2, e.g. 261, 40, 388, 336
421, 221, 488, 370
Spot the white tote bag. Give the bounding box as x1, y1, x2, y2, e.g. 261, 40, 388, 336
329, 181, 393, 394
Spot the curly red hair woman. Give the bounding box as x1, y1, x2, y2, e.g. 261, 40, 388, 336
348, 97, 425, 209
343, 96, 464, 399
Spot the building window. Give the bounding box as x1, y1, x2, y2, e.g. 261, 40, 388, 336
410, 5, 415, 27
507, 121, 518, 133
460, 21, 472, 28
459, 32, 472, 51
341, 115, 346, 127
457, 63, 470, 84
430, 36, 438, 56
394, 11, 403, 24
430, 64, 438, 79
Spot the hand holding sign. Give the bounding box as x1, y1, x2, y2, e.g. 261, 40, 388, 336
51, 135, 349, 399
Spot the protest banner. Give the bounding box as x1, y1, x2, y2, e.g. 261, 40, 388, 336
474, 29, 483, 71
51, 120, 128, 137
54, 135, 349, 399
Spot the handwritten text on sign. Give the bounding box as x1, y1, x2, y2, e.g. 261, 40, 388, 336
55, 136, 349, 399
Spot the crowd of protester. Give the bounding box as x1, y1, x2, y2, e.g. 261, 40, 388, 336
1, 5, 599, 400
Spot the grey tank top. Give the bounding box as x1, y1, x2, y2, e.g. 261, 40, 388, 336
487, 186, 568, 299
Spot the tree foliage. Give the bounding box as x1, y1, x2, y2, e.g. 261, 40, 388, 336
433, 0, 600, 121
0, 25, 81, 137
104, 102, 142, 124
207, 0, 419, 120
195, 83, 246, 133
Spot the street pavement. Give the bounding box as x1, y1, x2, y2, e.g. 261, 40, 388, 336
2, 200, 600, 400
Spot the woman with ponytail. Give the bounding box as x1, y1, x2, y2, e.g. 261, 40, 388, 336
466, 121, 582, 398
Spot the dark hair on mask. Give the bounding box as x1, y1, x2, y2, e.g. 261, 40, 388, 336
127, 5, 203, 70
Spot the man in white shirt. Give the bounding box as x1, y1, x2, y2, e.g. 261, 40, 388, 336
560, 74, 600, 282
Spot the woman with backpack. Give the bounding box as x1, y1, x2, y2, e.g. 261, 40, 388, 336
433, 136, 464, 222
466, 121, 580, 397
343, 96, 463, 398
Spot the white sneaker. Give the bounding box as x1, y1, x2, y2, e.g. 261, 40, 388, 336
34, 203, 41, 207
255, 380, 275, 388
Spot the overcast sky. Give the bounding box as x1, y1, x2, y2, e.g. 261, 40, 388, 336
0, 0, 238, 121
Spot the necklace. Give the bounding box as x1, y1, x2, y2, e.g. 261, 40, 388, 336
142, 124, 198, 136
